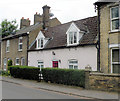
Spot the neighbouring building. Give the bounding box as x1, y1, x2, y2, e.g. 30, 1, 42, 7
28, 16, 98, 71
94, 0, 120, 73
1, 5, 61, 70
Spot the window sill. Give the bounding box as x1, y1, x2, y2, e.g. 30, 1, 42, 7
109, 30, 120, 34
18, 50, 22, 52
67, 43, 79, 47
6, 51, 9, 53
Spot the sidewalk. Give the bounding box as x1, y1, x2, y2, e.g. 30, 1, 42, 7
1, 76, 119, 100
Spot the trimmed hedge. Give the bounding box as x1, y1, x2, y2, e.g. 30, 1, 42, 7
9, 66, 40, 80
42, 68, 85, 87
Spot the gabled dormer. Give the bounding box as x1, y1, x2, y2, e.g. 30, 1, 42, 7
66, 22, 84, 46
36, 31, 48, 49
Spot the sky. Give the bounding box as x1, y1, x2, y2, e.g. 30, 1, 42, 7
0, 0, 97, 28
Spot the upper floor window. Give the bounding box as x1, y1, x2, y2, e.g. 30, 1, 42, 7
37, 38, 44, 49
6, 40, 10, 52
18, 37, 23, 51
69, 59, 78, 69
69, 32, 77, 45
111, 6, 120, 31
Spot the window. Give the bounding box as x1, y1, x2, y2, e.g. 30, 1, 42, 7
18, 37, 23, 51
69, 32, 77, 45
37, 38, 44, 49
38, 61, 44, 68
111, 6, 120, 31
6, 40, 10, 52
21, 57, 25, 66
52, 61, 58, 68
4, 58, 7, 71
69, 60, 78, 69
16, 58, 19, 65
111, 49, 120, 73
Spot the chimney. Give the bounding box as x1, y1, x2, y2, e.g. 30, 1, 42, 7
20, 17, 30, 29
42, 5, 50, 29
34, 12, 43, 24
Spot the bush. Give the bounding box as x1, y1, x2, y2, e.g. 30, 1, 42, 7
9, 66, 40, 80
42, 68, 85, 87
8, 60, 12, 67
1, 70, 10, 76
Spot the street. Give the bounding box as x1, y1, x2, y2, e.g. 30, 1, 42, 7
2, 81, 90, 99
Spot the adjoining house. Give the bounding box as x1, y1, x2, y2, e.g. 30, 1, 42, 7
1, 5, 61, 71
94, 0, 120, 73
28, 16, 98, 71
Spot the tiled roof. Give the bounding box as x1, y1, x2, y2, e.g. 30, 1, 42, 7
2, 23, 42, 40
30, 16, 98, 50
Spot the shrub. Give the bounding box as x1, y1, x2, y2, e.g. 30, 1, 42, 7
9, 66, 40, 80
1, 70, 10, 76
42, 68, 85, 87
8, 60, 12, 67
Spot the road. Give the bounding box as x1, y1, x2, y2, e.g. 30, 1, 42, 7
2, 81, 90, 100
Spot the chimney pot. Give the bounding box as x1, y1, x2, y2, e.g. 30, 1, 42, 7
22, 17, 24, 19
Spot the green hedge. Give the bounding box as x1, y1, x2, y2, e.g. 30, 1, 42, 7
42, 68, 85, 87
9, 66, 40, 80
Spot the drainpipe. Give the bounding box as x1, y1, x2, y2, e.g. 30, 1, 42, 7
97, 6, 101, 72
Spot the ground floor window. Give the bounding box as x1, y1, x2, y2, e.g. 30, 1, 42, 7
111, 48, 120, 73
69, 59, 78, 69
52, 61, 58, 68
38, 61, 44, 68
4, 58, 7, 71
16, 58, 19, 65
21, 57, 25, 66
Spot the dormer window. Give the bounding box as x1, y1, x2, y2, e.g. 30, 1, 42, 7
69, 32, 77, 45
37, 38, 44, 49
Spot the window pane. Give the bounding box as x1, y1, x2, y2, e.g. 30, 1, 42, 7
74, 66, 78, 69
112, 49, 119, 62
74, 32, 77, 43
41, 38, 43, 48
112, 19, 119, 30
111, 7, 119, 18
113, 64, 120, 73
19, 39, 22, 43
19, 44, 22, 50
69, 32, 73, 44
69, 65, 73, 69
69, 60, 78, 64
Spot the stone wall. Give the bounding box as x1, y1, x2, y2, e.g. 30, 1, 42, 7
85, 72, 120, 92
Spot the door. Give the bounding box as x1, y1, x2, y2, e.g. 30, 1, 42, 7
52, 61, 58, 68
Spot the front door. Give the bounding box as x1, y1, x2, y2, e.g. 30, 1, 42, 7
52, 61, 58, 68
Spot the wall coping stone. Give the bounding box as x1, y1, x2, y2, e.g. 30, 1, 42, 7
90, 72, 120, 77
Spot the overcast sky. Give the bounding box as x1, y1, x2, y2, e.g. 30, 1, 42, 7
0, 0, 97, 28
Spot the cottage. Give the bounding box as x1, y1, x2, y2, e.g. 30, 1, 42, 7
28, 16, 98, 71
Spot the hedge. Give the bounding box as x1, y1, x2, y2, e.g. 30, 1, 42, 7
42, 68, 85, 87
9, 66, 40, 80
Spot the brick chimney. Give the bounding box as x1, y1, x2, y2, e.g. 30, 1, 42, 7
20, 17, 30, 29
34, 12, 43, 24
42, 5, 50, 29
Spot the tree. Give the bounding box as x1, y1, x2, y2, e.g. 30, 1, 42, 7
0, 19, 18, 37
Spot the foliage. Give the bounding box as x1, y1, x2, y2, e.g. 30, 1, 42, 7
0, 19, 18, 37
9, 66, 40, 80
0, 70, 10, 76
8, 60, 12, 67
42, 68, 85, 87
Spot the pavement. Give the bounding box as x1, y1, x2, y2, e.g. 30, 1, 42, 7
1, 76, 119, 100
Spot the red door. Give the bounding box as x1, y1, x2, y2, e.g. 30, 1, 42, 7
53, 61, 58, 68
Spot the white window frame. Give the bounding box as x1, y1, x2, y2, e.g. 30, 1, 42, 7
111, 48, 120, 73
38, 61, 44, 71
110, 6, 120, 32
4, 58, 7, 71
21, 57, 25, 66
68, 59, 78, 69
18, 37, 23, 51
68, 32, 78, 45
15, 58, 19, 65
37, 38, 44, 49
6, 40, 10, 52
